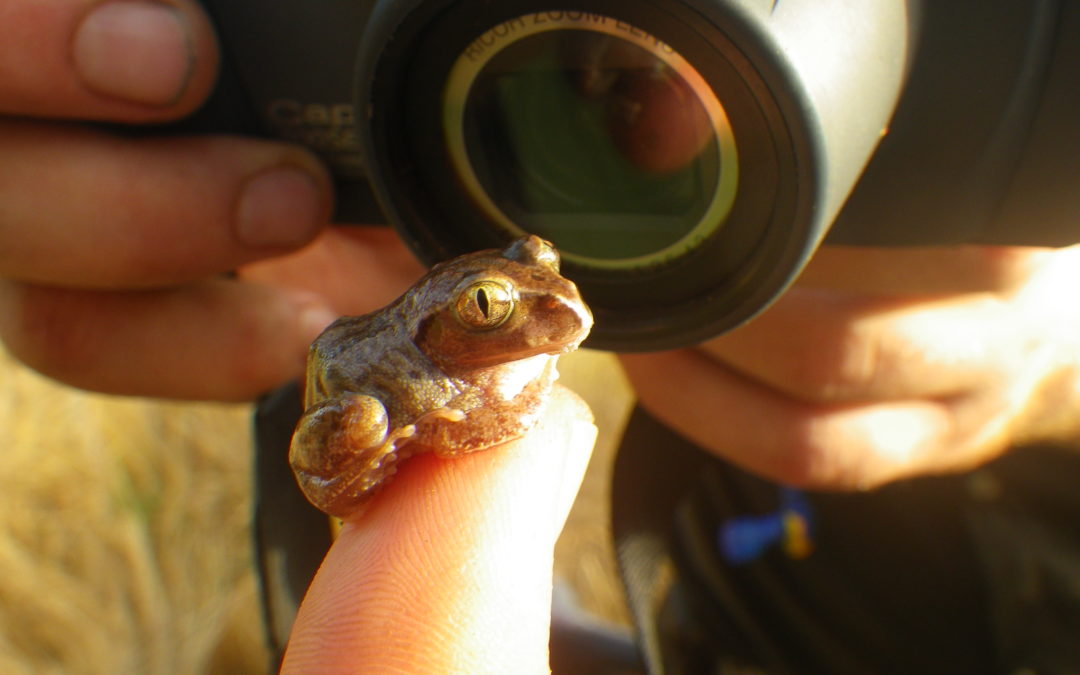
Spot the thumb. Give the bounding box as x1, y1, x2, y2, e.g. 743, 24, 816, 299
280, 385, 597, 674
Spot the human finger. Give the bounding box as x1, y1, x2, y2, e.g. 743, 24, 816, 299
620, 350, 960, 489
0, 0, 217, 121
699, 288, 1008, 404
238, 226, 426, 317
567, 34, 711, 174
282, 386, 597, 674
796, 245, 1044, 295
0, 278, 337, 400
0, 121, 332, 288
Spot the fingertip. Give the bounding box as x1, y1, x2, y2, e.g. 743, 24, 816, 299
0, 125, 335, 289
70, 0, 219, 117
234, 163, 334, 250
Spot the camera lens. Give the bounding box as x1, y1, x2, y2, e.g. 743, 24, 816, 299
361, 5, 802, 350
442, 14, 738, 272
356, 1, 911, 351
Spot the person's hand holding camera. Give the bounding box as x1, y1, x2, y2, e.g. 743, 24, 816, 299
622, 243, 1080, 489
0, 0, 422, 400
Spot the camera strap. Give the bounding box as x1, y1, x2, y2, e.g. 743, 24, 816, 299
612, 405, 1080, 674
252, 381, 331, 663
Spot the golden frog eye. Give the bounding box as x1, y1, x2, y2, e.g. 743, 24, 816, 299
454, 279, 515, 329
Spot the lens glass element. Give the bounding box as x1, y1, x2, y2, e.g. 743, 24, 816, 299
444, 12, 738, 270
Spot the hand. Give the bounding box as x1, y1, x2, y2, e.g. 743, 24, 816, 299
0, 0, 423, 400
281, 386, 597, 674
621, 244, 1080, 489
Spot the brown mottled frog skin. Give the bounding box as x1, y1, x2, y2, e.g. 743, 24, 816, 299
289, 236, 593, 520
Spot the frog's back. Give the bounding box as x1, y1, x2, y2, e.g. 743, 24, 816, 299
304, 310, 458, 422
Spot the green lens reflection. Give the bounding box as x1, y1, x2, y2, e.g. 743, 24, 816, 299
445, 13, 737, 270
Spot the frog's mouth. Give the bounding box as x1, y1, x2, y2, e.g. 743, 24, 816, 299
490, 352, 559, 402
517, 288, 593, 356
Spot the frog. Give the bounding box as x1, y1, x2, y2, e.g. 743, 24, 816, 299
289, 235, 593, 520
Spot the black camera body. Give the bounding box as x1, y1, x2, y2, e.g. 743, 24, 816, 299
190, 0, 1080, 350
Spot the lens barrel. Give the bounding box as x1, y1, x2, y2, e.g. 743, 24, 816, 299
358, 1, 908, 350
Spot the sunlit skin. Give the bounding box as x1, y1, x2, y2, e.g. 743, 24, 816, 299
1, 2, 1078, 671
622, 244, 1080, 490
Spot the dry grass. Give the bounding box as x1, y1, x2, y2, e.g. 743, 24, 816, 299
0, 347, 267, 674
0, 345, 632, 673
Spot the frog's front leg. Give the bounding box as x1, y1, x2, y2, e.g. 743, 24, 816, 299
289, 394, 417, 519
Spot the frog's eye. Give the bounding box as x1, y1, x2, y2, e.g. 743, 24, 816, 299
454, 280, 515, 329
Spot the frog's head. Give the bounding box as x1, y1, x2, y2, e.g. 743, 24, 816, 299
412, 236, 593, 374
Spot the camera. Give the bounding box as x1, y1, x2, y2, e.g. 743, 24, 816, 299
188, 0, 1080, 351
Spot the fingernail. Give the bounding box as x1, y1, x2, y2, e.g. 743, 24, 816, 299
74, 2, 194, 106
236, 168, 328, 248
